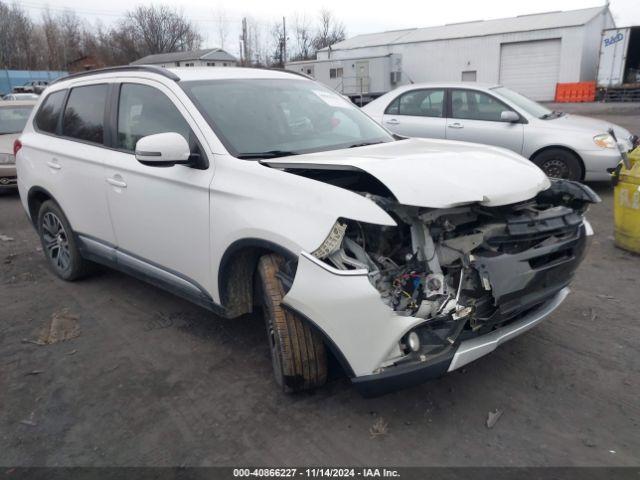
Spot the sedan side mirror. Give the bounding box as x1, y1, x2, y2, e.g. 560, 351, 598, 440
500, 111, 520, 123
135, 132, 191, 166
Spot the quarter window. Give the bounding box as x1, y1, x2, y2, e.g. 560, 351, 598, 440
116, 84, 193, 153
451, 90, 514, 122
62, 84, 108, 144
385, 89, 445, 118
34, 90, 66, 134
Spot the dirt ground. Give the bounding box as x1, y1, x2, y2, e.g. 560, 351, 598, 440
1, 105, 639, 467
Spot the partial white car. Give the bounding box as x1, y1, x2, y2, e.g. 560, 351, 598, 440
16, 66, 598, 396
362, 83, 637, 181
3, 93, 40, 101
0, 100, 36, 189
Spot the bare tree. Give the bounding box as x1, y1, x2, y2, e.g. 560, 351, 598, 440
270, 20, 286, 67
0, 1, 36, 69
291, 14, 313, 61
214, 7, 229, 48
312, 8, 346, 52
112, 5, 202, 61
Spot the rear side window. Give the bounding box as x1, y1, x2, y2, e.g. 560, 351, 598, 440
62, 84, 108, 144
385, 89, 445, 118
34, 90, 66, 133
116, 83, 192, 152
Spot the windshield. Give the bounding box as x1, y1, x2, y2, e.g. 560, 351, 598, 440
182, 78, 394, 158
491, 86, 552, 119
0, 106, 33, 134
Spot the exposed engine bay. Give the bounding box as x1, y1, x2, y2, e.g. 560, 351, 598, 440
311, 179, 599, 361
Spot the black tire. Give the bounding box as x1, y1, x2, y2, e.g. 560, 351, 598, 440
257, 253, 327, 393
37, 200, 91, 281
531, 148, 583, 181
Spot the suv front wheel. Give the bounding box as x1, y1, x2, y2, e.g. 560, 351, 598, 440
257, 253, 327, 393
37, 200, 91, 281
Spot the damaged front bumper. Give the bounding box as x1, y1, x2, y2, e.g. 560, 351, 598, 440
283, 221, 592, 397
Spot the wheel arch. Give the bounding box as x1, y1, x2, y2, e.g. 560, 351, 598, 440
217, 238, 356, 378
529, 145, 585, 181
26, 186, 56, 228
217, 238, 297, 318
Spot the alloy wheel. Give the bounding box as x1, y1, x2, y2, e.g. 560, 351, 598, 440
41, 212, 71, 272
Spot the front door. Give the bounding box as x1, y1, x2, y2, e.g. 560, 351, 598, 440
381, 88, 447, 139
102, 81, 215, 294
446, 89, 524, 154
355, 61, 370, 94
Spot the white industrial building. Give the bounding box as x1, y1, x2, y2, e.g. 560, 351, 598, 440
286, 6, 614, 101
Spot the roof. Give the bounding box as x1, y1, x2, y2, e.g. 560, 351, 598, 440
131, 48, 237, 65
322, 6, 607, 51
49, 66, 308, 88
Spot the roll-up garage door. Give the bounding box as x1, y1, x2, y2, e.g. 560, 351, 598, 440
499, 39, 561, 101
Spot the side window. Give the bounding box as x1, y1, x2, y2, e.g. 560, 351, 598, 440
117, 83, 193, 153
451, 90, 512, 122
386, 89, 444, 117
34, 90, 66, 134
62, 84, 108, 144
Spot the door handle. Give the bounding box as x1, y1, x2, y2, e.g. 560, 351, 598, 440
46, 159, 61, 170
447, 123, 464, 129
385, 119, 400, 125
107, 177, 127, 188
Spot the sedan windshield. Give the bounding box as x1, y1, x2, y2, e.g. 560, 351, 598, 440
182, 78, 394, 158
0, 106, 33, 134
491, 86, 552, 119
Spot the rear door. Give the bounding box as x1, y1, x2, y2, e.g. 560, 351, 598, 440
381, 88, 446, 139
29, 84, 116, 244
446, 89, 524, 154
102, 80, 215, 294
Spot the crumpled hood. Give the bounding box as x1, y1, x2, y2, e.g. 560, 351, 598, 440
263, 138, 550, 208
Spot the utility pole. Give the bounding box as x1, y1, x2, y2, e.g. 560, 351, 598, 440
241, 17, 248, 66
282, 16, 287, 67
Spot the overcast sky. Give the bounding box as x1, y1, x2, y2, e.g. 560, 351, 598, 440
20, 0, 640, 56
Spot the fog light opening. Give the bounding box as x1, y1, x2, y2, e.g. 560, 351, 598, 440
407, 331, 421, 352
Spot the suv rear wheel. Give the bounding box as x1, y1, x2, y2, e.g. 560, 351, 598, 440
37, 200, 91, 281
257, 253, 327, 393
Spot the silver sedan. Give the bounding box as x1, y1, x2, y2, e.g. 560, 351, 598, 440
362, 83, 637, 181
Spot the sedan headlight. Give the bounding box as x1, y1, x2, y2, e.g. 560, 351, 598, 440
0, 153, 15, 164
593, 133, 616, 149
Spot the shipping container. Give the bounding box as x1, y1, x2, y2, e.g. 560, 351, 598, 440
597, 27, 640, 88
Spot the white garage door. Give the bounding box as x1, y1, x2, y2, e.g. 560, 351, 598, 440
499, 39, 561, 101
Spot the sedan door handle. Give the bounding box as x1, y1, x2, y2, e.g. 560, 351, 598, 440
46, 160, 61, 170
385, 118, 400, 125
106, 177, 127, 188
447, 123, 464, 129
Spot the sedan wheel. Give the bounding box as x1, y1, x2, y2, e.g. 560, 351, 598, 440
532, 148, 582, 181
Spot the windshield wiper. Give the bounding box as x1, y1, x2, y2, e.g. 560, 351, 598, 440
347, 141, 385, 148
237, 150, 299, 159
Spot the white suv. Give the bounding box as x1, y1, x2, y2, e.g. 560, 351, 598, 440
17, 66, 598, 396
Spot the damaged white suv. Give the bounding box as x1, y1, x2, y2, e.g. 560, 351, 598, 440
17, 67, 598, 396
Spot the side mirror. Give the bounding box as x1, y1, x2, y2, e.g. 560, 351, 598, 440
500, 111, 520, 123
135, 132, 190, 166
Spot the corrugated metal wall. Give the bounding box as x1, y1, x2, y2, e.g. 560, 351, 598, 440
0, 70, 67, 95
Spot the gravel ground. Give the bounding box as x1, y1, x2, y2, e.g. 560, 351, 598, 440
0, 106, 638, 467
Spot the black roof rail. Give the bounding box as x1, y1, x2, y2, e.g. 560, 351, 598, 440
51, 65, 180, 85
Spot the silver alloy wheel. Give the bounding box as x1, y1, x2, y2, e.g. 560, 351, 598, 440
42, 212, 71, 271
541, 158, 569, 179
